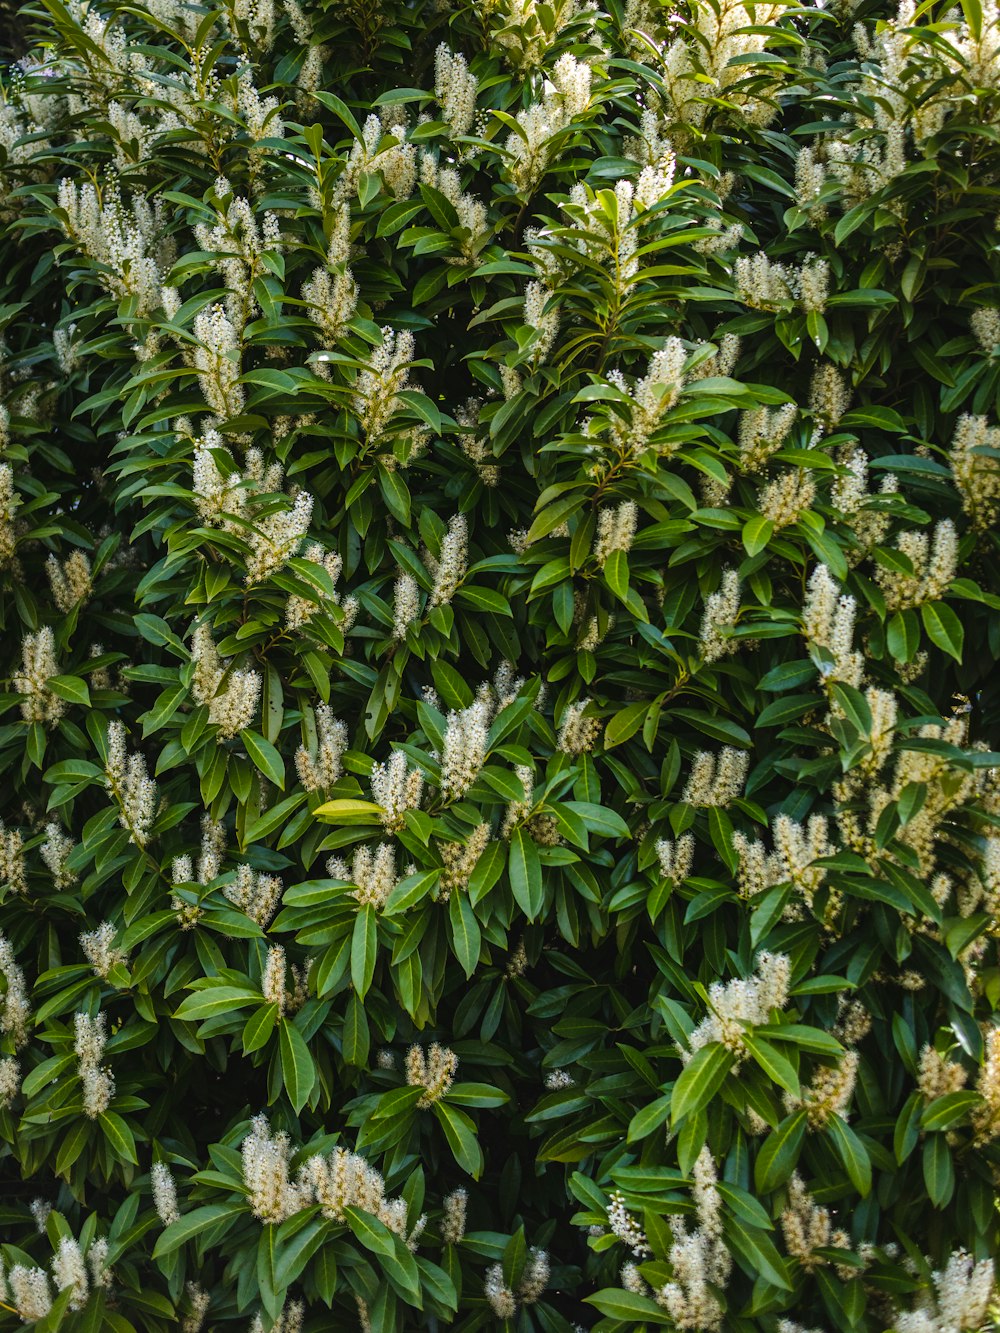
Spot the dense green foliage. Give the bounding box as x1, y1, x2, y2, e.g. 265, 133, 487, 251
2, 0, 1000, 1327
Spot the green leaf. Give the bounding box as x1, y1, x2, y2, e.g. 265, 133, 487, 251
509, 827, 543, 921
671, 1042, 734, 1125
279, 1019, 315, 1114
351, 902, 378, 999
828, 1113, 872, 1196
242, 730, 285, 789
742, 515, 774, 557
432, 1101, 484, 1178
343, 992, 369, 1066
921, 1090, 979, 1132
153, 1203, 246, 1258
99, 1111, 138, 1164
584, 1290, 672, 1322
449, 891, 481, 979
742, 1033, 800, 1097
48, 674, 91, 707
922, 1132, 955, 1207
920, 601, 964, 662
313, 798, 385, 825
243, 1002, 279, 1053
174, 986, 262, 1020
754, 1111, 807, 1192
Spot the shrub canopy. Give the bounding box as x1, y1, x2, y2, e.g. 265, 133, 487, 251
1, 0, 1000, 1328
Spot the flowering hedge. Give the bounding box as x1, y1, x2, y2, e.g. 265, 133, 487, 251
1, 0, 1000, 1328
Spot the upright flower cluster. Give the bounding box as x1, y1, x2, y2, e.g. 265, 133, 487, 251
0, 933, 31, 1049
223, 863, 283, 927
295, 704, 348, 791
80, 922, 128, 980
241, 1116, 310, 1223
681, 747, 750, 807
440, 695, 492, 800
428, 514, 469, 608
74, 1010, 115, 1118
653, 1150, 732, 1331
405, 1042, 458, 1106
484, 1249, 550, 1317
685, 952, 791, 1060
13, 627, 65, 725
190, 624, 262, 739
327, 843, 401, 910
370, 750, 425, 831
104, 720, 158, 848
874, 520, 958, 611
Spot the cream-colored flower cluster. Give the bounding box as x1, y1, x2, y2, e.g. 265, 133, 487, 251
873, 519, 958, 611
802, 563, 863, 688
0, 462, 19, 564
191, 431, 314, 584
352, 326, 427, 460
948, 414, 1000, 531
781, 1173, 851, 1271
327, 842, 401, 910
56, 179, 165, 319
305, 1144, 418, 1241
686, 951, 790, 1060
653, 1149, 731, 1331
593, 501, 638, 566
0, 933, 30, 1050
171, 815, 226, 927
302, 204, 358, 345
786, 1050, 859, 1128
261, 944, 310, 1015
405, 1042, 458, 1106
13, 627, 65, 725
832, 445, 896, 563
917, 1045, 967, 1102
238, 1117, 424, 1245
681, 747, 749, 807
190, 624, 261, 739
698, 570, 741, 663
46, 550, 93, 611
295, 703, 348, 791
241, 1115, 311, 1223
441, 1188, 467, 1244
104, 720, 158, 848
438, 823, 491, 897
607, 1189, 651, 1256
655, 833, 694, 883
971, 1027, 1000, 1145
504, 53, 593, 192
75, 1010, 115, 1118
601, 340, 690, 461
80, 922, 128, 980
335, 113, 416, 204
0, 820, 27, 894
758, 469, 817, 530
5, 1234, 111, 1324
223, 863, 283, 928
440, 691, 493, 800
484, 1248, 549, 1317
286, 542, 357, 634
734, 252, 829, 313
893, 1248, 994, 1333
428, 513, 469, 607
370, 749, 426, 832
650, 0, 789, 133
434, 44, 478, 140
152, 1161, 181, 1226
557, 697, 603, 755
738, 404, 797, 473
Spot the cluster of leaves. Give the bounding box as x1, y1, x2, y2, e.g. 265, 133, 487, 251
1, 0, 1000, 1327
